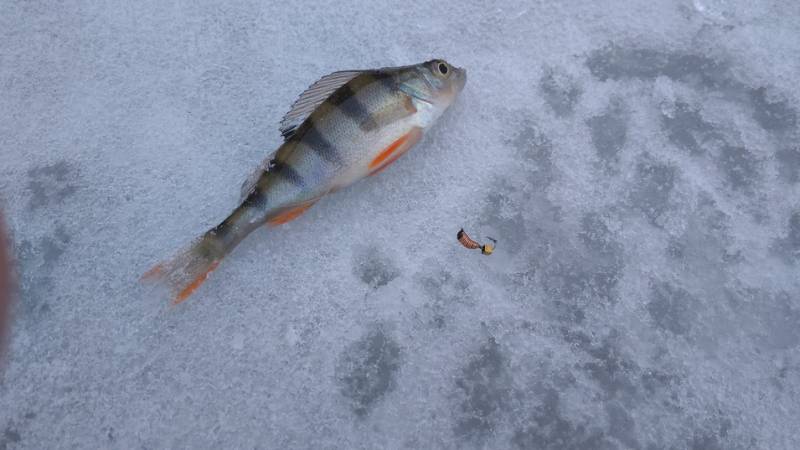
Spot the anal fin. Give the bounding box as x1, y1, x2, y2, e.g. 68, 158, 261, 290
266, 201, 317, 226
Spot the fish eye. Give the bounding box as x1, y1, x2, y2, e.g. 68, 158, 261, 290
433, 60, 450, 77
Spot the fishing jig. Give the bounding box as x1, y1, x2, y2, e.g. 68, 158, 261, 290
457, 228, 497, 255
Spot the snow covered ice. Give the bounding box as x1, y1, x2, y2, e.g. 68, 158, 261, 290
1, 0, 799, 448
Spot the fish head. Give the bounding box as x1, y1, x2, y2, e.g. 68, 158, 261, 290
397, 59, 466, 126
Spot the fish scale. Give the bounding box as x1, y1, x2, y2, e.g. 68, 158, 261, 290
143, 59, 466, 304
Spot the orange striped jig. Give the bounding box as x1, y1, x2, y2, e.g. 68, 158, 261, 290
457, 228, 497, 255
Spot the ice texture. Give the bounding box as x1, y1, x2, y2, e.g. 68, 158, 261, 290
1, 0, 800, 448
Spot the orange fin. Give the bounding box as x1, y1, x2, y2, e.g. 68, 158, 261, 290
173, 260, 220, 305
267, 202, 316, 227
369, 152, 405, 176
368, 127, 423, 175
140, 263, 164, 281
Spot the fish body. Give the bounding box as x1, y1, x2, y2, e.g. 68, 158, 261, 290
144, 59, 466, 303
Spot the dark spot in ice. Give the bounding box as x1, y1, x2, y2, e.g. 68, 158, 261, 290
481, 185, 528, 255
40, 225, 71, 264
629, 157, 676, 226
353, 246, 399, 288
719, 418, 732, 438
756, 291, 800, 350
772, 211, 800, 263
640, 370, 680, 395
336, 326, 402, 417
539, 67, 582, 117
26, 161, 78, 209
586, 45, 729, 89
512, 388, 610, 450
749, 87, 798, 132
776, 146, 800, 183
14, 224, 71, 317
647, 282, 696, 335
606, 402, 640, 449
587, 44, 798, 143
579, 213, 622, 258
2, 427, 21, 447
22, 413, 34, 420
540, 259, 622, 308
565, 330, 638, 400
661, 102, 722, 155
552, 300, 587, 325
587, 98, 628, 165
668, 194, 737, 271
509, 125, 555, 190
717, 145, 760, 190
419, 268, 471, 307
538, 213, 624, 310
560, 327, 593, 348
690, 432, 723, 450
454, 337, 511, 442
534, 214, 624, 322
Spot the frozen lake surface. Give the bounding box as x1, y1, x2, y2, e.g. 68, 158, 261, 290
1, 0, 799, 448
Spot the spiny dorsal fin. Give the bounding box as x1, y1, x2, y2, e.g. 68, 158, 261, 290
279, 70, 363, 139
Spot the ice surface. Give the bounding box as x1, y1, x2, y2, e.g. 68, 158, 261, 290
1, 0, 799, 448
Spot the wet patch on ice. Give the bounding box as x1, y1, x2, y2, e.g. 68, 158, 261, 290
14, 224, 71, 316
772, 211, 800, 264
667, 194, 738, 269
647, 281, 698, 336
1, 426, 22, 448
587, 98, 628, 167
575, 330, 639, 400
660, 101, 722, 155
606, 401, 640, 449
511, 387, 609, 450
628, 156, 677, 227
716, 145, 761, 191
508, 124, 556, 190
26, 161, 78, 209
519, 212, 624, 324
539, 67, 582, 117
352, 245, 400, 288
753, 291, 800, 350
453, 336, 512, 443
775, 146, 800, 184
336, 325, 402, 417
586, 45, 730, 87
586, 45, 799, 157
749, 87, 798, 133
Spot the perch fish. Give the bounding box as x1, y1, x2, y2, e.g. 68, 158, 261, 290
144, 59, 466, 303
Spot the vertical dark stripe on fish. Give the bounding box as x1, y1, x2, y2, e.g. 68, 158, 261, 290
328, 81, 377, 130
372, 71, 397, 91
241, 186, 268, 209
299, 122, 343, 165
330, 85, 369, 121
270, 159, 305, 187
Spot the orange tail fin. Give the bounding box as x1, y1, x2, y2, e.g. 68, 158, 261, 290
141, 234, 223, 305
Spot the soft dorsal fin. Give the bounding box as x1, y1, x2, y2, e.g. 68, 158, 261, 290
279, 70, 363, 139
